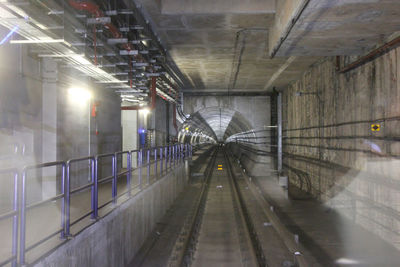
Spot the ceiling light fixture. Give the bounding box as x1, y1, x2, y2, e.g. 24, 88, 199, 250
10, 38, 65, 44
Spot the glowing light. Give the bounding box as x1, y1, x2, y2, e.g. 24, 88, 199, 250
10, 38, 65, 44
140, 108, 150, 116
0, 25, 18, 45
68, 87, 92, 102
335, 258, 361, 265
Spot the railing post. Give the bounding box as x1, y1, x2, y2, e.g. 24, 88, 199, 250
19, 170, 27, 266
169, 145, 172, 169
165, 146, 168, 172
65, 162, 71, 235
92, 158, 98, 219
12, 171, 18, 267
139, 149, 143, 189
154, 148, 158, 177
172, 145, 176, 167
147, 149, 150, 185
160, 147, 163, 175
175, 144, 178, 166
60, 164, 66, 239
181, 144, 184, 162
127, 152, 132, 196
112, 154, 117, 205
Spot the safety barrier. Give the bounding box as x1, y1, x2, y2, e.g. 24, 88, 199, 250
0, 143, 192, 266
0, 168, 18, 267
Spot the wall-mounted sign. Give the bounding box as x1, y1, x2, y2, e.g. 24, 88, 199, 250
371, 124, 380, 132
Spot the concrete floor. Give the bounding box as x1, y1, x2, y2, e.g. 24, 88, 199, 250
254, 174, 400, 266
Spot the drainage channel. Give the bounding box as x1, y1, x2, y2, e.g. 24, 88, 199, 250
169, 148, 265, 267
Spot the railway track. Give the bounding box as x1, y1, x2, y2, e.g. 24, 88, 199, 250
168, 147, 267, 267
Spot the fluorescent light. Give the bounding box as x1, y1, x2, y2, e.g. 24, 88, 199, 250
0, 25, 18, 45
68, 87, 92, 102
38, 53, 84, 58
95, 80, 128, 84
10, 38, 65, 44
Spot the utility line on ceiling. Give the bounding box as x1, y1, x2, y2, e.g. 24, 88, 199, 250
227, 28, 268, 105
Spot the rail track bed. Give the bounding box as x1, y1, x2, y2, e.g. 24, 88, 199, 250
133, 147, 298, 267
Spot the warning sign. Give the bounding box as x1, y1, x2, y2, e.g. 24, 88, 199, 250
371, 124, 380, 132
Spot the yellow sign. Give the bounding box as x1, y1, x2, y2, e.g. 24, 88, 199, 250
218, 167, 223, 170
371, 124, 380, 132
218, 165, 222, 167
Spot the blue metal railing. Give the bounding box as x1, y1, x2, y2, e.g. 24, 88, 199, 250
0, 144, 192, 266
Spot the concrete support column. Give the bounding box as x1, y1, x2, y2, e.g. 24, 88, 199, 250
41, 58, 58, 199
122, 110, 138, 168
277, 92, 282, 173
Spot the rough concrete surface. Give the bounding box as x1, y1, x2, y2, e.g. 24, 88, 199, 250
33, 165, 187, 267
282, 50, 400, 249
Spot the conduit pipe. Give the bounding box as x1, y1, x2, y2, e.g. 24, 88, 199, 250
150, 76, 157, 110
68, 2, 179, 115
69, 1, 126, 46
173, 103, 178, 133
121, 77, 157, 110
337, 35, 400, 73
69, 0, 147, 88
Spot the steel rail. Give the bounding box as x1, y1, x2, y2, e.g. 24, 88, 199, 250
168, 147, 218, 267
223, 149, 267, 266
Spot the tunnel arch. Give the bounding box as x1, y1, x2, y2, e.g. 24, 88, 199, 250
178, 106, 254, 144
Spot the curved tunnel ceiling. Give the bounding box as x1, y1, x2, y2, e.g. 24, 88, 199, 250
179, 107, 253, 143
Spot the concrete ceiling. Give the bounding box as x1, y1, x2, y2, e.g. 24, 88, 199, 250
134, 0, 400, 93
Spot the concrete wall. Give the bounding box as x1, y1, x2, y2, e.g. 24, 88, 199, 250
161, 0, 275, 14
0, 24, 122, 200
282, 51, 400, 248
268, 0, 304, 56
0, 26, 45, 204
122, 110, 138, 168
34, 164, 188, 267
147, 97, 177, 146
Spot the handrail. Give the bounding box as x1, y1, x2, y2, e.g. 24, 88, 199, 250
20, 161, 66, 265
0, 168, 18, 267
0, 143, 192, 267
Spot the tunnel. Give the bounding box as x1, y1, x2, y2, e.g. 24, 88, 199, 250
178, 107, 254, 144
1, 0, 400, 266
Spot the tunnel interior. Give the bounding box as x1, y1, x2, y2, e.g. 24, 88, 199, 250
0, 0, 400, 266
178, 107, 254, 144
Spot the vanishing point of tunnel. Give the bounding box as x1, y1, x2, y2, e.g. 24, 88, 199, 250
1, 0, 400, 266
